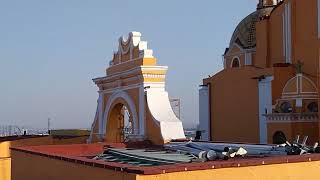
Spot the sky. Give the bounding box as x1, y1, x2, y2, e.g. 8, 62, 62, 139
0, 0, 257, 129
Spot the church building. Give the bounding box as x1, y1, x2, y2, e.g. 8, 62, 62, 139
200, 0, 320, 144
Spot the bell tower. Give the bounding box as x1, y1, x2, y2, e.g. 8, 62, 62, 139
88, 32, 186, 145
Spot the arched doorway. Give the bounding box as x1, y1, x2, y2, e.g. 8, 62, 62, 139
272, 131, 287, 144
101, 90, 140, 143
105, 103, 134, 143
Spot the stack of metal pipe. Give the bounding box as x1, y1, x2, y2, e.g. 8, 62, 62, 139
167, 136, 320, 162
165, 142, 249, 161
165, 141, 299, 162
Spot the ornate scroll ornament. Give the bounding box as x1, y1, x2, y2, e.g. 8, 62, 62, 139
112, 32, 153, 65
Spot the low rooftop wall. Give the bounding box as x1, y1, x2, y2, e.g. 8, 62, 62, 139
10, 143, 320, 180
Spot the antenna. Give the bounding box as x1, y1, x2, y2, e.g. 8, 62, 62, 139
48, 118, 51, 134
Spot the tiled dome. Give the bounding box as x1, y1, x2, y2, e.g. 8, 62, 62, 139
229, 7, 274, 49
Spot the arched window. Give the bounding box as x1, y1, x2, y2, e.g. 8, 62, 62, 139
280, 102, 293, 113
273, 131, 287, 144
231, 57, 240, 68
307, 102, 318, 113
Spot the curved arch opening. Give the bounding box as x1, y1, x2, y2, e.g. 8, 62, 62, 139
272, 131, 287, 144
307, 102, 318, 113
231, 57, 241, 68
101, 90, 139, 143
105, 103, 134, 143
280, 101, 293, 113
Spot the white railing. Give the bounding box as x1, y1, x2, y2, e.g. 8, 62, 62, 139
0, 125, 48, 137
265, 113, 319, 122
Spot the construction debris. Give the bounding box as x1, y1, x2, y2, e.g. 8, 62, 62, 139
95, 135, 320, 166
94, 148, 195, 166
283, 135, 320, 155
165, 136, 320, 162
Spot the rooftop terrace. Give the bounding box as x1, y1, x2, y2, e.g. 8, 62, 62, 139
11, 140, 320, 175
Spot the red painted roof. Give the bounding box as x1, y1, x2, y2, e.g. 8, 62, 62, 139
11, 143, 320, 175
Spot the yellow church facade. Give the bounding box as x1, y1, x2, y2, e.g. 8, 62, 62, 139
200, 0, 320, 144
